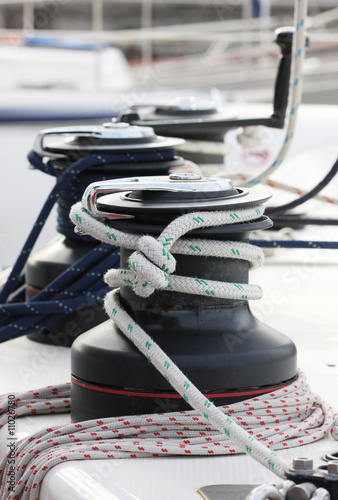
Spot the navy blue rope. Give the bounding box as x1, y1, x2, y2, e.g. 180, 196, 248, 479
250, 239, 338, 249
268, 216, 338, 226
0, 147, 176, 343
1, 151, 118, 301
31, 148, 177, 240
0, 243, 118, 342
4, 142, 333, 344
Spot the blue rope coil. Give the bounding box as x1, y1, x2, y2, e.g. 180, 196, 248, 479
250, 239, 338, 250
0, 148, 177, 343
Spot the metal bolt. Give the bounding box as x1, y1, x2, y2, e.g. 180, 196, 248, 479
103, 121, 129, 128
169, 173, 202, 181
311, 488, 330, 500
288, 482, 317, 500
100, 123, 155, 139
292, 457, 314, 471
327, 461, 338, 474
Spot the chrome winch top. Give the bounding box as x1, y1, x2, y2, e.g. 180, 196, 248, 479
82, 173, 271, 220
33, 122, 184, 158
128, 96, 219, 118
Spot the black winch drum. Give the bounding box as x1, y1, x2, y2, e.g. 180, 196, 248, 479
71, 174, 297, 421
25, 123, 185, 347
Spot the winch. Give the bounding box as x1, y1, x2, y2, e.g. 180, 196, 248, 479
70, 173, 297, 421
117, 27, 295, 166
24, 123, 185, 346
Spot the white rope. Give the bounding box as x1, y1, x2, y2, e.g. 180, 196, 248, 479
236, 1, 308, 188
105, 289, 286, 477
238, 0, 308, 186
69, 199, 336, 479
0, 196, 335, 498
71, 202, 264, 300
181, 0, 309, 188
0, 371, 336, 500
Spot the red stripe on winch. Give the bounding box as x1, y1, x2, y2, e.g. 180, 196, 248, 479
71, 376, 289, 399
26, 285, 42, 294
26, 284, 59, 297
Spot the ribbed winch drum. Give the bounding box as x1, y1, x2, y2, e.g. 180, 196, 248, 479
25, 123, 185, 347
71, 173, 297, 421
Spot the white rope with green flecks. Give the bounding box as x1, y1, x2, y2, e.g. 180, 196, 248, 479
71, 202, 264, 300
104, 288, 285, 477
69, 201, 293, 477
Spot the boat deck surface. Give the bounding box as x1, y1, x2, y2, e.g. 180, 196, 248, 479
0, 103, 337, 499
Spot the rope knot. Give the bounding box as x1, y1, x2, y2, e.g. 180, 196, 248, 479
129, 235, 176, 297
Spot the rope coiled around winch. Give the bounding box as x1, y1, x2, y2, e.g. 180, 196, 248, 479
73, 201, 264, 300
69, 201, 336, 478
0, 148, 179, 343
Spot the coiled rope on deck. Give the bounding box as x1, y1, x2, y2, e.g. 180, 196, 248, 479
0, 371, 336, 500
0, 202, 335, 500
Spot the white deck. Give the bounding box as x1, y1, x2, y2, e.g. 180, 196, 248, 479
0, 102, 338, 499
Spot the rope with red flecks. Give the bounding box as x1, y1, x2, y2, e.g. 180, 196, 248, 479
0, 385, 70, 428
0, 371, 336, 500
